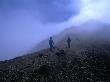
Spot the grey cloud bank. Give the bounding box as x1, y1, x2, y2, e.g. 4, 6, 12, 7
0, 0, 80, 22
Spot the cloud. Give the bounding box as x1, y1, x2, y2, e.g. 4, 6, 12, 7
0, 0, 81, 23
34, 0, 80, 22
66, 0, 110, 26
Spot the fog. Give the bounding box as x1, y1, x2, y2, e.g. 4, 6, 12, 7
0, 0, 110, 61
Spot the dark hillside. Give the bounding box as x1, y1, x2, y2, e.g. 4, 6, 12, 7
0, 40, 110, 82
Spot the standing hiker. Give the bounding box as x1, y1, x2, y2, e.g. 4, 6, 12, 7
49, 37, 54, 51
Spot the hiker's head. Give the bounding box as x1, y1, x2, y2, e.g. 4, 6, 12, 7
68, 36, 70, 39
50, 37, 52, 40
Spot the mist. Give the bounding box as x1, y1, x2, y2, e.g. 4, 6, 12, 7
0, 0, 80, 60
0, 0, 110, 61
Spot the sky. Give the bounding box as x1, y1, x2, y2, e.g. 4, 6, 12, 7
0, 0, 110, 60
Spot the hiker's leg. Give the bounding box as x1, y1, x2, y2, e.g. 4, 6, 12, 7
50, 45, 53, 51
69, 43, 71, 48
68, 43, 70, 48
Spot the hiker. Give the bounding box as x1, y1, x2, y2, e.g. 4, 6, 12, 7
49, 37, 54, 51
67, 37, 71, 48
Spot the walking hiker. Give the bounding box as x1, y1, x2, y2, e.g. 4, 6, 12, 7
67, 37, 71, 48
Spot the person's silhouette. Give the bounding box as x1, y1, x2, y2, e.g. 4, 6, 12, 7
67, 37, 71, 48
49, 37, 54, 51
